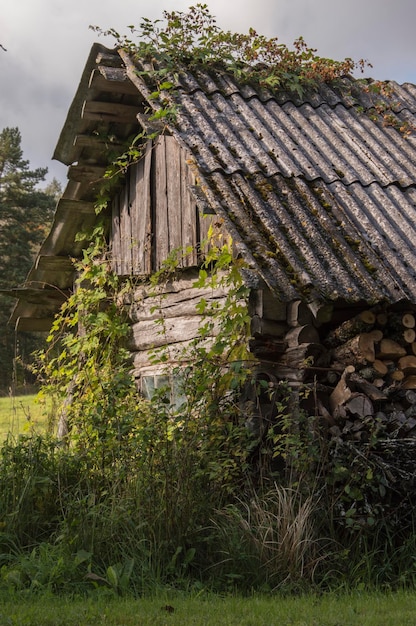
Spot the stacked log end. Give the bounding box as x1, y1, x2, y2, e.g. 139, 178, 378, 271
317, 308, 416, 439
249, 293, 416, 441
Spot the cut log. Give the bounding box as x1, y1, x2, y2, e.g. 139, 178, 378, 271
403, 328, 416, 344
356, 360, 388, 381
396, 390, 416, 410
277, 343, 326, 368
329, 365, 355, 413
284, 325, 320, 347
128, 291, 227, 322
287, 300, 314, 327
325, 310, 376, 347
402, 376, 416, 389
401, 313, 415, 329
368, 329, 383, 343
349, 373, 388, 401
398, 355, 416, 375
390, 369, 405, 382
376, 338, 407, 360
129, 316, 219, 350
249, 337, 288, 360
373, 378, 386, 388
345, 393, 374, 418
402, 390, 416, 405
333, 332, 377, 366
307, 300, 333, 325
372, 360, 389, 376
251, 316, 287, 338
376, 312, 388, 326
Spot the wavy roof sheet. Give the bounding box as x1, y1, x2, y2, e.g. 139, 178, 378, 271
122, 56, 416, 304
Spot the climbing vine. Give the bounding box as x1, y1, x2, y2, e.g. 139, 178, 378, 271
91, 3, 367, 97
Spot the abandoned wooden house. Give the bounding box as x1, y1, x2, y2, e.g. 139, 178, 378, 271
9, 42, 416, 440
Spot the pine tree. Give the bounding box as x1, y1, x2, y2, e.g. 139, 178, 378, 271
0, 127, 57, 392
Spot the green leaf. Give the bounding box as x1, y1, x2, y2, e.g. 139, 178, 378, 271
106, 565, 119, 589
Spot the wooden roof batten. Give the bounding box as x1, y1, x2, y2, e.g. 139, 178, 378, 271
11, 45, 139, 331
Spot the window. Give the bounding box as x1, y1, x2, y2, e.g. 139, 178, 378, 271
140, 371, 186, 411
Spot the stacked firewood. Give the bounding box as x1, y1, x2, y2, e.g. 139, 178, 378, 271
314, 308, 416, 442
248, 293, 416, 443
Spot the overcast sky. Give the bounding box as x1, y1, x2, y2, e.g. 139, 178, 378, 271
1, 0, 416, 186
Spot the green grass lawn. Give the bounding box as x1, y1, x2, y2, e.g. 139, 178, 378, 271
1, 590, 416, 625
0, 393, 50, 439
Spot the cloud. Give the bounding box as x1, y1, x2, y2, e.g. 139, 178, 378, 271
1, 0, 415, 184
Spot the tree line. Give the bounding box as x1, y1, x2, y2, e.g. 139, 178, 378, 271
0, 127, 59, 393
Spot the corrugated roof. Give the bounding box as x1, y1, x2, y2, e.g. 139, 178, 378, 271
10, 45, 416, 329
122, 54, 416, 304
171, 74, 416, 187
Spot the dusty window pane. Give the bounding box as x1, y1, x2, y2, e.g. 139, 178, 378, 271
141, 376, 156, 400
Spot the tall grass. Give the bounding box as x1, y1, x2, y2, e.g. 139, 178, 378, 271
1, 422, 416, 596
209, 484, 324, 590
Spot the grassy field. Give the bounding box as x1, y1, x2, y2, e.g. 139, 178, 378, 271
1, 590, 416, 625
0, 393, 50, 439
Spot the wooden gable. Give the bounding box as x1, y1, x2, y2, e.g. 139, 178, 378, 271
111, 136, 212, 276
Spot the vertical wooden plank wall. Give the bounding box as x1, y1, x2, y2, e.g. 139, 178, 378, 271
112, 135, 212, 276
181, 148, 198, 267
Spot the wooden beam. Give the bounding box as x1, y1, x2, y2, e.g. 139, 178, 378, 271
35, 256, 74, 273
16, 317, 54, 332
82, 100, 139, 124
67, 164, 106, 184
55, 199, 96, 216
89, 68, 138, 95
2, 287, 67, 305
73, 134, 125, 151
95, 50, 123, 68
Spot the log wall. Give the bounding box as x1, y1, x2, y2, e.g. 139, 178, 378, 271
125, 270, 228, 380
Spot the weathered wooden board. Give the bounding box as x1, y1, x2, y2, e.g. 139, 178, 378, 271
132, 337, 216, 372
82, 100, 139, 123
154, 136, 169, 269
90, 67, 138, 95
129, 315, 220, 351
111, 195, 122, 275
128, 291, 227, 322
181, 148, 198, 266
133, 142, 152, 274
120, 183, 132, 276
166, 136, 182, 253
67, 164, 106, 183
